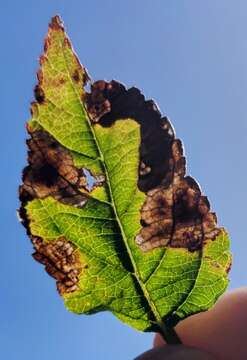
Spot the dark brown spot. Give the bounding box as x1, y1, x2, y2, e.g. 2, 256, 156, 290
34, 85, 45, 104
82, 70, 90, 86
72, 69, 80, 83
37, 69, 43, 83
29, 102, 35, 117
44, 37, 51, 53
39, 55, 47, 66
226, 261, 232, 273
49, 16, 64, 31
85, 81, 112, 122
64, 37, 72, 49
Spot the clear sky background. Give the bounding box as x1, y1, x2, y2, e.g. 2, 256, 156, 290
1, 1, 247, 359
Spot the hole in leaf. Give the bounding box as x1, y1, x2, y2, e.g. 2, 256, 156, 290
83, 168, 98, 191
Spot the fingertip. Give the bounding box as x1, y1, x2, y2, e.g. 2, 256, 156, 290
153, 333, 166, 348
136, 345, 216, 360
175, 288, 247, 359
152, 289, 247, 359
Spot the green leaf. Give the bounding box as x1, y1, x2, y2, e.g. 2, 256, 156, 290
19, 16, 231, 339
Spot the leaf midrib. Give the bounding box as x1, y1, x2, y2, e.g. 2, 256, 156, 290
59, 38, 163, 325
98, 143, 163, 323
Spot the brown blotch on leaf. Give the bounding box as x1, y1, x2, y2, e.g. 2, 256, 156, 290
82, 70, 91, 86
32, 236, 84, 294
85, 80, 175, 191
39, 55, 48, 66
59, 78, 65, 85
137, 146, 220, 252
37, 69, 43, 83
19, 129, 89, 209
85, 81, 111, 122
72, 69, 80, 83
29, 102, 36, 117
64, 37, 72, 49
44, 36, 51, 53
85, 79, 221, 252
49, 15, 64, 31
34, 85, 45, 104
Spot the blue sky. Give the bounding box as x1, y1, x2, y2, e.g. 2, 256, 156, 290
1, 1, 247, 359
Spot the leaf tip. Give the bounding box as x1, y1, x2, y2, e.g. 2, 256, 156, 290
49, 15, 64, 31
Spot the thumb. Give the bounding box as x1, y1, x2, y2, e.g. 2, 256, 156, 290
135, 345, 216, 359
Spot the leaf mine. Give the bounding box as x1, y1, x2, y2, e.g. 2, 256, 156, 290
20, 128, 90, 208
32, 236, 84, 294
85, 80, 221, 252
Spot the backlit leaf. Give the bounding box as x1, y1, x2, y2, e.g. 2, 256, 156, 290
19, 16, 231, 338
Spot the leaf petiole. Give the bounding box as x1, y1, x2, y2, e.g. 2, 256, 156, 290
158, 324, 182, 345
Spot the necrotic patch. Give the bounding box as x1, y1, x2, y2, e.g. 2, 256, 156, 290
85, 80, 221, 252
20, 129, 89, 208
31, 236, 84, 294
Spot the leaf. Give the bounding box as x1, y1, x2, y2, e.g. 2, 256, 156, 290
19, 16, 231, 338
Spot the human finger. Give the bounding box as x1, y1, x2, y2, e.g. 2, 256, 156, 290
135, 344, 216, 359
154, 288, 247, 360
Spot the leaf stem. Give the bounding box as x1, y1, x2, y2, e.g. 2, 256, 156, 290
158, 324, 182, 345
